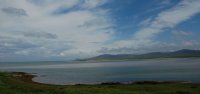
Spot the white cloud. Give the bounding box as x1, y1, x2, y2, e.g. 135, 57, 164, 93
134, 0, 200, 40
157, 0, 172, 5
172, 30, 194, 36
103, 0, 200, 54
0, 0, 114, 60
0, 0, 200, 61
81, 0, 108, 9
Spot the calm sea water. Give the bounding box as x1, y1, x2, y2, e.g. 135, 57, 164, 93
0, 58, 200, 85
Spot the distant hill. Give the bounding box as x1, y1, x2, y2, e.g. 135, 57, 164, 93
77, 49, 200, 61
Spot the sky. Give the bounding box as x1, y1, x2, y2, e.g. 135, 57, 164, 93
0, 0, 200, 61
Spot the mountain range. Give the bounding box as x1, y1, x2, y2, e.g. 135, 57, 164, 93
77, 49, 200, 61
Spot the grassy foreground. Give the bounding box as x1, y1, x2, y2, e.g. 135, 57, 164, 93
0, 72, 200, 94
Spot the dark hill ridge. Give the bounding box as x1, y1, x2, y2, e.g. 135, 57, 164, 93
78, 49, 200, 61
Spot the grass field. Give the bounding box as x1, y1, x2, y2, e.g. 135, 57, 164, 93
0, 72, 200, 94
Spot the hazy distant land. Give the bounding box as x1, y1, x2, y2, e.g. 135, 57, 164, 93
77, 49, 200, 62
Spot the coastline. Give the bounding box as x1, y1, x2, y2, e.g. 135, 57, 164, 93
10, 71, 192, 86
1, 71, 200, 94
10, 72, 68, 87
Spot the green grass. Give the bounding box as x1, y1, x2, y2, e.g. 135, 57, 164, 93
0, 72, 200, 94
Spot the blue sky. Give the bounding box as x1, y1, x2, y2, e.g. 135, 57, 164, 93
0, 0, 200, 61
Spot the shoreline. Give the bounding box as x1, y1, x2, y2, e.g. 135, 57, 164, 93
1, 71, 200, 94
10, 71, 193, 86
